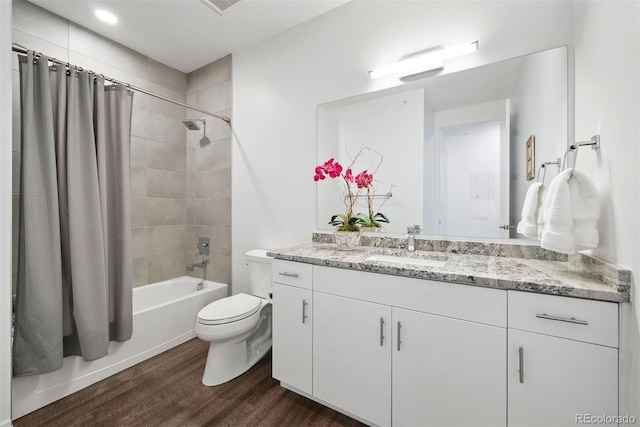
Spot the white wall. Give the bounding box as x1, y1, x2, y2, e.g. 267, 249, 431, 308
573, 1, 640, 417
232, 0, 574, 293
1, 1, 13, 425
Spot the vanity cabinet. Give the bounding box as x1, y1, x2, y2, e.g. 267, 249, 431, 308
314, 292, 392, 426
392, 307, 506, 427
271, 260, 620, 427
507, 291, 619, 426
313, 266, 507, 427
271, 260, 313, 394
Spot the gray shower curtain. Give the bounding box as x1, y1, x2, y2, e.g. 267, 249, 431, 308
13, 52, 134, 376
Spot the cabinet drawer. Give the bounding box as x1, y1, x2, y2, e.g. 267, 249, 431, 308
272, 260, 313, 289
314, 266, 506, 327
508, 291, 618, 347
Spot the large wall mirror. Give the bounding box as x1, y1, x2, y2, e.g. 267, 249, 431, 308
317, 46, 568, 239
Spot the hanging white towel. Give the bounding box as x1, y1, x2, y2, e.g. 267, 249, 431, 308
540, 168, 599, 254
541, 169, 574, 253
536, 187, 546, 240
516, 182, 543, 238
569, 169, 600, 249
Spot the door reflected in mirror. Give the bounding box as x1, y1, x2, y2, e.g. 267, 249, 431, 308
317, 46, 568, 239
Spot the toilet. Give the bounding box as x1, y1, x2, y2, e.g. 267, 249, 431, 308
195, 249, 273, 386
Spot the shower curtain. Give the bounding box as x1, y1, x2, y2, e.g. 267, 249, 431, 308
13, 52, 134, 376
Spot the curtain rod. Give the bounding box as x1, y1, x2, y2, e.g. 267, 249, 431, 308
11, 43, 231, 125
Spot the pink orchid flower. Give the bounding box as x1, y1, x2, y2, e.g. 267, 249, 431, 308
325, 160, 342, 178
314, 158, 344, 180
355, 170, 373, 189
344, 168, 355, 183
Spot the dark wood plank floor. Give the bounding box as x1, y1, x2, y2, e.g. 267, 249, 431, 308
14, 338, 365, 427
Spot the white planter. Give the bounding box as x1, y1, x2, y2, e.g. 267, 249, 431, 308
334, 231, 361, 250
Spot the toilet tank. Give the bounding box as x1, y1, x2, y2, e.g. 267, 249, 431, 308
245, 249, 273, 299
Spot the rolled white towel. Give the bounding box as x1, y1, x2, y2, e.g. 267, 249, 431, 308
541, 169, 575, 253
517, 182, 543, 238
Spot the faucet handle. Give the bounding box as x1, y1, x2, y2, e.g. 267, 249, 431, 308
197, 237, 210, 255
413, 224, 422, 234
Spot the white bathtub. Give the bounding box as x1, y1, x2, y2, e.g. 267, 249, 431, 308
12, 276, 227, 419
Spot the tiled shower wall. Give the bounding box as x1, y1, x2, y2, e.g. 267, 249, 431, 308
185, 57, 233, 286
10, 0, 233, 291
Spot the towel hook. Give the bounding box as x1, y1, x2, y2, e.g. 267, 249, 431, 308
537, 158, 561, 183
568, 135, 600, 178
536, 164, 547, 183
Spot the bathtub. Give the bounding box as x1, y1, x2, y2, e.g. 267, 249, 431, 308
12, 276, 227, 419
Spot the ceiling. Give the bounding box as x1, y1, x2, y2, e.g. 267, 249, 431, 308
27, 0, 350, 73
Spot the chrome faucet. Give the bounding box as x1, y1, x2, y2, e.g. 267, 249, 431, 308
187, 260, 208, 288
406, 225, 422, 252
407, 226, 416, 252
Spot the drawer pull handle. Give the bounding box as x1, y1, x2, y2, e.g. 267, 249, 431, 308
380, 318, 385, 346
397, 321, 402, 351
302, 299, 308, 324
278, 272, 299, 278
519, 346, 524, 384
536, 313, 588, 325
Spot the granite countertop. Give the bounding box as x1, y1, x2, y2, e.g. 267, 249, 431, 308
268, 242, 631, 303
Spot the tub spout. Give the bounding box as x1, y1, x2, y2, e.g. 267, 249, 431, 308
187, 260, 207, 271
187, 260, 208, 284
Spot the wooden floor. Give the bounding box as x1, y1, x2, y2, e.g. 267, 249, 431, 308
14, 339, 365, 427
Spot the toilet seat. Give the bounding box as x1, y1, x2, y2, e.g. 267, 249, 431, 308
197, 293, 262, 325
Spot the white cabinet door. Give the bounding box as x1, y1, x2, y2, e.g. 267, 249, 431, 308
272, 283, 312, 394
313, 292, 392, 427
508, 329, 618, 426
392, 308, 506, 427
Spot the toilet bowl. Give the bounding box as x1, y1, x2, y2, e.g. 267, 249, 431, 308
195, 249, 273, 386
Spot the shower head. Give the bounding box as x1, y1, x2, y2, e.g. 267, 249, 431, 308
182, 119, 202, 130
182, 118, 209, 145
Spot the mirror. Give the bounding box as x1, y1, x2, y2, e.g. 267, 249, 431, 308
317, 46, 567, 239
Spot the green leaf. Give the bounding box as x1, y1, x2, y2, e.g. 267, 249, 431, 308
373, 212, 390, 223
355, 213, 373, 226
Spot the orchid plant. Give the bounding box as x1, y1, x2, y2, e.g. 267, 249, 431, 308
314, 147, 390, 231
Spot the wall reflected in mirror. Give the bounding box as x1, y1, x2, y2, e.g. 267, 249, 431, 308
317, 46, 568, 239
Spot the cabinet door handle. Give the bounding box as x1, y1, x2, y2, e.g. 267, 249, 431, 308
536, 313, 588, 325
379, 318, 385, 346
518, 346, 524, 384
397, 321, 402, 351
302, 299, 308, 324
279, 272, 299, 278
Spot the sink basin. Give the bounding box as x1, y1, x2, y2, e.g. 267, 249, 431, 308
366, 254, 447, 268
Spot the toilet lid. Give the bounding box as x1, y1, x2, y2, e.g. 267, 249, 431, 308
197, 293, 262, 325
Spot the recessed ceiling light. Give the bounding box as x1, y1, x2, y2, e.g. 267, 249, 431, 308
95, 9, 118, 25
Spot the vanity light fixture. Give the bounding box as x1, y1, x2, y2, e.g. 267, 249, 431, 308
95, 9, 118, 25
369, 41, 478, 80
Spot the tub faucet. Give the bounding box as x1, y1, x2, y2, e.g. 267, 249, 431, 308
187, 260, 208, 287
